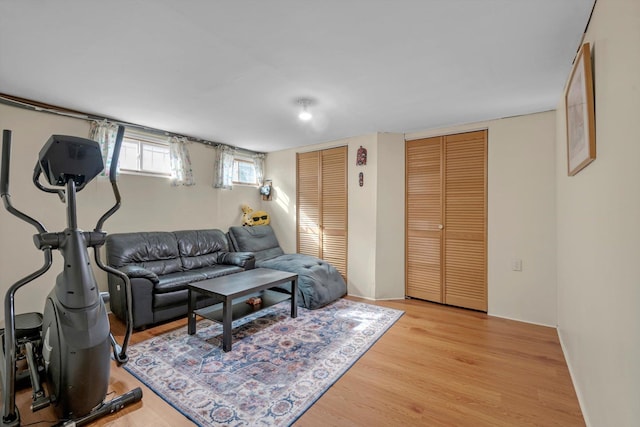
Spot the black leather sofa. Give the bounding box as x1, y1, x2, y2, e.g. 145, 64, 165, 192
227, 225, 346, 309
106, 229, 255, 329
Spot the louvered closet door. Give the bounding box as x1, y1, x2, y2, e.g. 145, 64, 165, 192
443, 131, 487, 311
296, 147, 348, 280
297, 151, 321, 257
321, 147, 348, 279
406, 137, 443, 302
405, 130, 487, 311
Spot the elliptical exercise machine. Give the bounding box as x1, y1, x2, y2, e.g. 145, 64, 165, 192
1, 127, 142, 426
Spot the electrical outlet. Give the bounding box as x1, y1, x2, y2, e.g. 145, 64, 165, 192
511, 259, 522, 271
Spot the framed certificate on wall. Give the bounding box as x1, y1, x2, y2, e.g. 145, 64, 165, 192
565, 42, 596, 176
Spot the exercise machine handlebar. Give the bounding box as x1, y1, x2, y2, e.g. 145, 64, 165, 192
1, 130, 10, 197
1, 130, 47, 234
2, 129, 54, 425
91, 125, 134, 364
32, 162, 66, 202
95, 125, 124, 231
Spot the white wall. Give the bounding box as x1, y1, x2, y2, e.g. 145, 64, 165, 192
375, 133, 405, 299
345, 135, 379, 298
406, 110, 558, 326
0, 104, 261, 317
555, 0, 640, 425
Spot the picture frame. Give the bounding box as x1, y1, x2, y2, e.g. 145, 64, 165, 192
565, 42, 596, 176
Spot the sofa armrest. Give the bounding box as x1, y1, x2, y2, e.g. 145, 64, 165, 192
217, 251, 256, 270
109, 265, 158, 329
108, 274, 156, 329
120, 265, 159, 284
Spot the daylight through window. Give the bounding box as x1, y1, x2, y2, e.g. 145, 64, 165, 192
119, 129, 171, 176
232, 157, 257, 185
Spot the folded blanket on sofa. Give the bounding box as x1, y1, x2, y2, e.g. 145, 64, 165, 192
227, 225, 346, 309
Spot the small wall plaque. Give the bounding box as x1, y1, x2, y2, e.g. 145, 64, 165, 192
356, 146, 367, 166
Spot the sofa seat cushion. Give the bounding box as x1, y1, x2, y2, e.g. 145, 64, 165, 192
152, 265, 242, 310
154, 264, 245, 295
197, 264, 244, 279
258, 254, 347, 309
153, 289, 223, 310
155, 270, 207, 294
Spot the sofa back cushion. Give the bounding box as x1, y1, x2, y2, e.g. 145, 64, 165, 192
106, 231, 182, 275
227, 225, 284, 262
174, 229, 229, 270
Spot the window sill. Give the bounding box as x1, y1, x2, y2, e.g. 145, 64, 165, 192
120, 169, 171, 179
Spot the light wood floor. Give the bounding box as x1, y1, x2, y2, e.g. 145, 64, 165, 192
8, 297, 584, 426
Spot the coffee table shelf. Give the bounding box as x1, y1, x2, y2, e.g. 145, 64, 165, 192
187, 268, 298, 351
193, 289, 291, 323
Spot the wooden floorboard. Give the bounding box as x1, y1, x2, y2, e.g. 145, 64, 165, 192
5, 297, 584, 426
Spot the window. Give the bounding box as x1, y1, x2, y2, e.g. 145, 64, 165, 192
232, 157, 257, 185
214, 147, 263, 189
119, 128, 171, 176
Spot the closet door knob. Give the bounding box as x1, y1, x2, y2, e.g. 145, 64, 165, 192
438, 224, 444, 230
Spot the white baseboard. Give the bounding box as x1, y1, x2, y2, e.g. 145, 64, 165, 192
346, 293, 405, 302
487, 312, 557, 329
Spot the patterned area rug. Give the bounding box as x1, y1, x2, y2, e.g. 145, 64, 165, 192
124, 298, 403, 426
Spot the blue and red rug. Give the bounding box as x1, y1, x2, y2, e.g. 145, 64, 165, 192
124, 298, 403, 426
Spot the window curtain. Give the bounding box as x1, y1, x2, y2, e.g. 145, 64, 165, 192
169, 136, 195, 186
89, 120, 120, 178
252, 153, 265, 186
213, 145, 235, 189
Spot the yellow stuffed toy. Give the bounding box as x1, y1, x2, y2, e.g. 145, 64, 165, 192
241, 204, 254, 226
251, 210, 270, 226
241, 204, 270, 226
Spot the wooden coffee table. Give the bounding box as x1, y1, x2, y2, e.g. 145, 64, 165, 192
187, 268, 298, 351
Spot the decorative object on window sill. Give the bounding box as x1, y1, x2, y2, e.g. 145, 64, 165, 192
240, 204, 270, 226
356, 145, 367, 166
359, 172, 364, 187
565, 42, 596, 176
260, 179, 273, 201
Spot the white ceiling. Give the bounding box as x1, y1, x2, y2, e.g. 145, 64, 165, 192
0, 1, 594, 153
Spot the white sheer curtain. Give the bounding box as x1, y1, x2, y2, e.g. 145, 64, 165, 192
89, 120, 120, 178
169, 136, 195, 186
213, 145, 235, 189
252, 153, 265, 186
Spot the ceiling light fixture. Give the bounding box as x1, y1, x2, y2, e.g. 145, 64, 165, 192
298, 99, 312, 121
